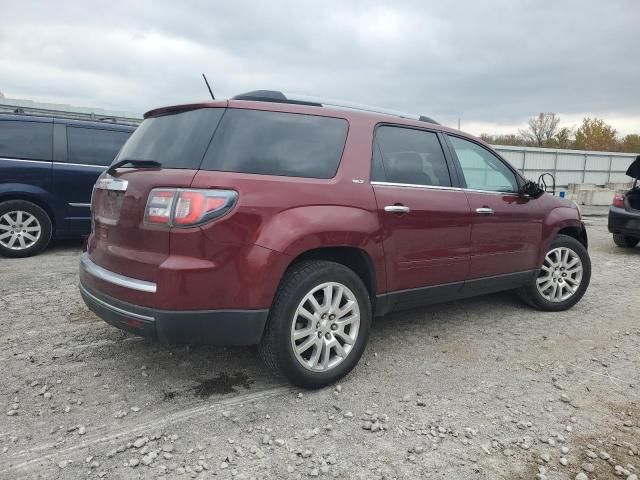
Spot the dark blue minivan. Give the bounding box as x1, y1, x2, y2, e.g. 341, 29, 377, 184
0, 114, 136, 257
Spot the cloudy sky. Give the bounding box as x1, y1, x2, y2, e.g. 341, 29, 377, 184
1, 0, 638, 135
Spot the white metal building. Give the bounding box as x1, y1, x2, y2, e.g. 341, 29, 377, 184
494, 145, 637, 187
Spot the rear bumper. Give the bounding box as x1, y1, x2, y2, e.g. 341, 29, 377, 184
608, 206, 640, 236
79, 275, 268, 346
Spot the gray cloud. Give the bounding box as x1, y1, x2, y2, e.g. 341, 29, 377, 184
0, 0, 638, 134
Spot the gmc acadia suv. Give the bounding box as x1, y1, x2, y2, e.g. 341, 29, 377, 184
79, 91, 591, 388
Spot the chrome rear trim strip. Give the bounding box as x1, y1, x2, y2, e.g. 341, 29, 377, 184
80, 253, 157, 293
80, 283, 154, 322
95, 175, 128, 191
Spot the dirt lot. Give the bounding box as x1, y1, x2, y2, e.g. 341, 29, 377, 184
0, 210, 639, 480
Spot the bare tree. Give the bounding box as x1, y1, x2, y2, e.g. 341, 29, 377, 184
519, 113, 561, 147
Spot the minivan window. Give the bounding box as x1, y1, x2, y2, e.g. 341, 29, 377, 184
0, 120, 53, 161
115, 108, 224, 169
67, 127, 132, 166
449, 136, 518, 192
201, 109, 348, 179
372, 126, 451, 187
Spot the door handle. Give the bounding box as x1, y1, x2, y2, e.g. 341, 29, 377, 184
475, 207, 494, 215
384, 205, 410, 213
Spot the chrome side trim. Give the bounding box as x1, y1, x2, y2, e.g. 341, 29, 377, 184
0, 157, 50, 165
371, 181, 461, 192
79, 283, 154, 322
0, 157, 107, 169
80, 253, 157, 293
370, 181, 519, 196
464, 188, 520, 196
69, 202, 91, 208
54, 161, 105, 169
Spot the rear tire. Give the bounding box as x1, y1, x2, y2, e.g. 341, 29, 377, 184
518, 234, 591, 312
613, 233, 639, 248
0, 200, 53, 258
259, 260, 372, 389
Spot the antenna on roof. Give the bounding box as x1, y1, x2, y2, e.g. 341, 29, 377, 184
202, 74, 215, 100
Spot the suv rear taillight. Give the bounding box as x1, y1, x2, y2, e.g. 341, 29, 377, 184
145, 189, 237, 227
612, 193, 625, 208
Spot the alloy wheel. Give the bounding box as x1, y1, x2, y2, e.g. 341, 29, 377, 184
536, 247, 583, 302
290, 282, 361, 372
0, 211, 42, 251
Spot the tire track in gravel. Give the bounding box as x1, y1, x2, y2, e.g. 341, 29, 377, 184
0, 384, 292, 475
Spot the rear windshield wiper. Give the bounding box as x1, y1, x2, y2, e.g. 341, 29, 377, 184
106, 159, 162, 175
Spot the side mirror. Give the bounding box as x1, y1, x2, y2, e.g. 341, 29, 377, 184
520, 180, 544, 199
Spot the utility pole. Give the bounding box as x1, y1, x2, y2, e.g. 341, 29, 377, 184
457, 118, 461, 130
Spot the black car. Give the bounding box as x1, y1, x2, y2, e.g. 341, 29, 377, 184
0, 114, 136, 257
609, 155, 640, 248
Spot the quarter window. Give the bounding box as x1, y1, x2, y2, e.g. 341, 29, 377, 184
201, 109, 348, 179
372, 126, 451, 187
449, 136, 518, 192
0, 120, 52, 161
67, 127, 132, 166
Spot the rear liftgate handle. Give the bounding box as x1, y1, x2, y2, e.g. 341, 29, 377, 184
384, 205, 410, 213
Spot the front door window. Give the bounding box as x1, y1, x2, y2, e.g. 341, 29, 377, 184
449, 136, 518, 193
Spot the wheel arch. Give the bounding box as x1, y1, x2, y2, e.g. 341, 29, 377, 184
557, 225, 588, 249
282, 246, 377, 306
0, 191, 57, 232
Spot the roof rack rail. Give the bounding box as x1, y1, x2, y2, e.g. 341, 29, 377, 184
231, 90, 439, 125
0, 103, 142, 126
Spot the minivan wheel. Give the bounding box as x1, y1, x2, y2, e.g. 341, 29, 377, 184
259, 260, 372, 389
613, 233, 639, 248
518, 234, 591, 312
0, 200, 53, 258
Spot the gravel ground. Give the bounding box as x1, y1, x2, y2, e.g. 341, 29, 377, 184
1, 209, 639, 480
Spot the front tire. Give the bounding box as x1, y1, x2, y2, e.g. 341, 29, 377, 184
259, 260, 372, 389
613, 233, 639, 249
0, 200, 53, 258
518, 234, 591, 311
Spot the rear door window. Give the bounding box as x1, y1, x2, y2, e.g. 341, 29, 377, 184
372, 126, 452, 187
67, 127, 132, 166
115, 108, 224, 169
0, 120, 53, 161
201, 109, 348, 178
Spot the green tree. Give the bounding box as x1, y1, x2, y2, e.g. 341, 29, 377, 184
621, 134, 640, 154
573, 118, 618, 151
546, 127, 573, 149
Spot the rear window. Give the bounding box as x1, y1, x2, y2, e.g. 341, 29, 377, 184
0, 120, 52, 161
67, 127, 132, 166
201, 109, 348, 178
114, 108, 224, 169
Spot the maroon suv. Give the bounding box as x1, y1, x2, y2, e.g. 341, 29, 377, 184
79, 91, 591, 388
